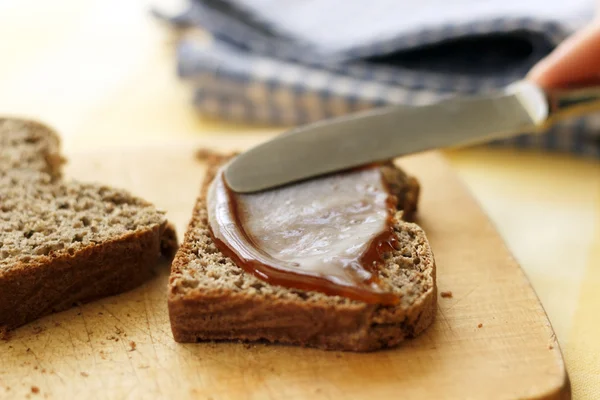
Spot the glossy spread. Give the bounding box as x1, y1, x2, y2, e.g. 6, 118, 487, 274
207, 166, 400, 304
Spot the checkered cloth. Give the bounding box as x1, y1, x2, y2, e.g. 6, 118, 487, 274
156, 0, 600, 157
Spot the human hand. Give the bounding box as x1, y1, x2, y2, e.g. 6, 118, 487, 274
528, 21, 600, 89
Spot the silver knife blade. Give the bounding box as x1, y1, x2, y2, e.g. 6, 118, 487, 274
225, 81, 549, 193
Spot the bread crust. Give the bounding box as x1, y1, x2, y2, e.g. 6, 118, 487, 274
168, 159, 436, 351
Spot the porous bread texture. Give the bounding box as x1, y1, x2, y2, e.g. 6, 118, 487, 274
0, 181, 168, 269
0, 117, 177, 335
168, 159, 436, 352
0, 118, 64, 180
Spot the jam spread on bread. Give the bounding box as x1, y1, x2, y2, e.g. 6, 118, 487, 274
207, 166, 400, 304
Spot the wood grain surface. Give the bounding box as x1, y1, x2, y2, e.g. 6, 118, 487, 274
0, 140, 568, 400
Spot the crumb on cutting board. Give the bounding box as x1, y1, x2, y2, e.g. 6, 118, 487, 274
31, 386, 39, 394
477, 323, 483, 328
80, 372, 89, 377
195, 147, 237, 164
195, 148, 224, 162
32, 326, 45, 335
440, 291, 453, 298
129, 341, 137, 352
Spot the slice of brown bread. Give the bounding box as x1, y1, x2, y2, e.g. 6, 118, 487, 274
0, 118, 177, 336
168, 158, 436, 352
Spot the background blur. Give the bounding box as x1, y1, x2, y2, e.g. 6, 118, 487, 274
0, 0, 271, 149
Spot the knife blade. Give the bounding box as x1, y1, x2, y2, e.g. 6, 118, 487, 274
224, 80, 600, 193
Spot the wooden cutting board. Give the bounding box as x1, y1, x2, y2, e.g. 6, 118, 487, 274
0, 138, 569, 400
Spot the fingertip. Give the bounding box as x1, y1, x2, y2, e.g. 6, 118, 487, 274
526, 22, 600, 89
526, 58, 552, 86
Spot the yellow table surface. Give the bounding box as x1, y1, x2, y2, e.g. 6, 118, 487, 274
0, 0, 598, 398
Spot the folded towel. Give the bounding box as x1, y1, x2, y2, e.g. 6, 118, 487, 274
156, 0, 600, 157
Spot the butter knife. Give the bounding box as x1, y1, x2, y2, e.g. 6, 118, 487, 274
225, 80, 600, 193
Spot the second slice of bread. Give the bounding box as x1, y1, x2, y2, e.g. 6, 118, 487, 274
0, 118, 177, 336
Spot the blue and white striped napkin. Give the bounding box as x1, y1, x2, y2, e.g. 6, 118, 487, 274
156, 0, 600, 157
